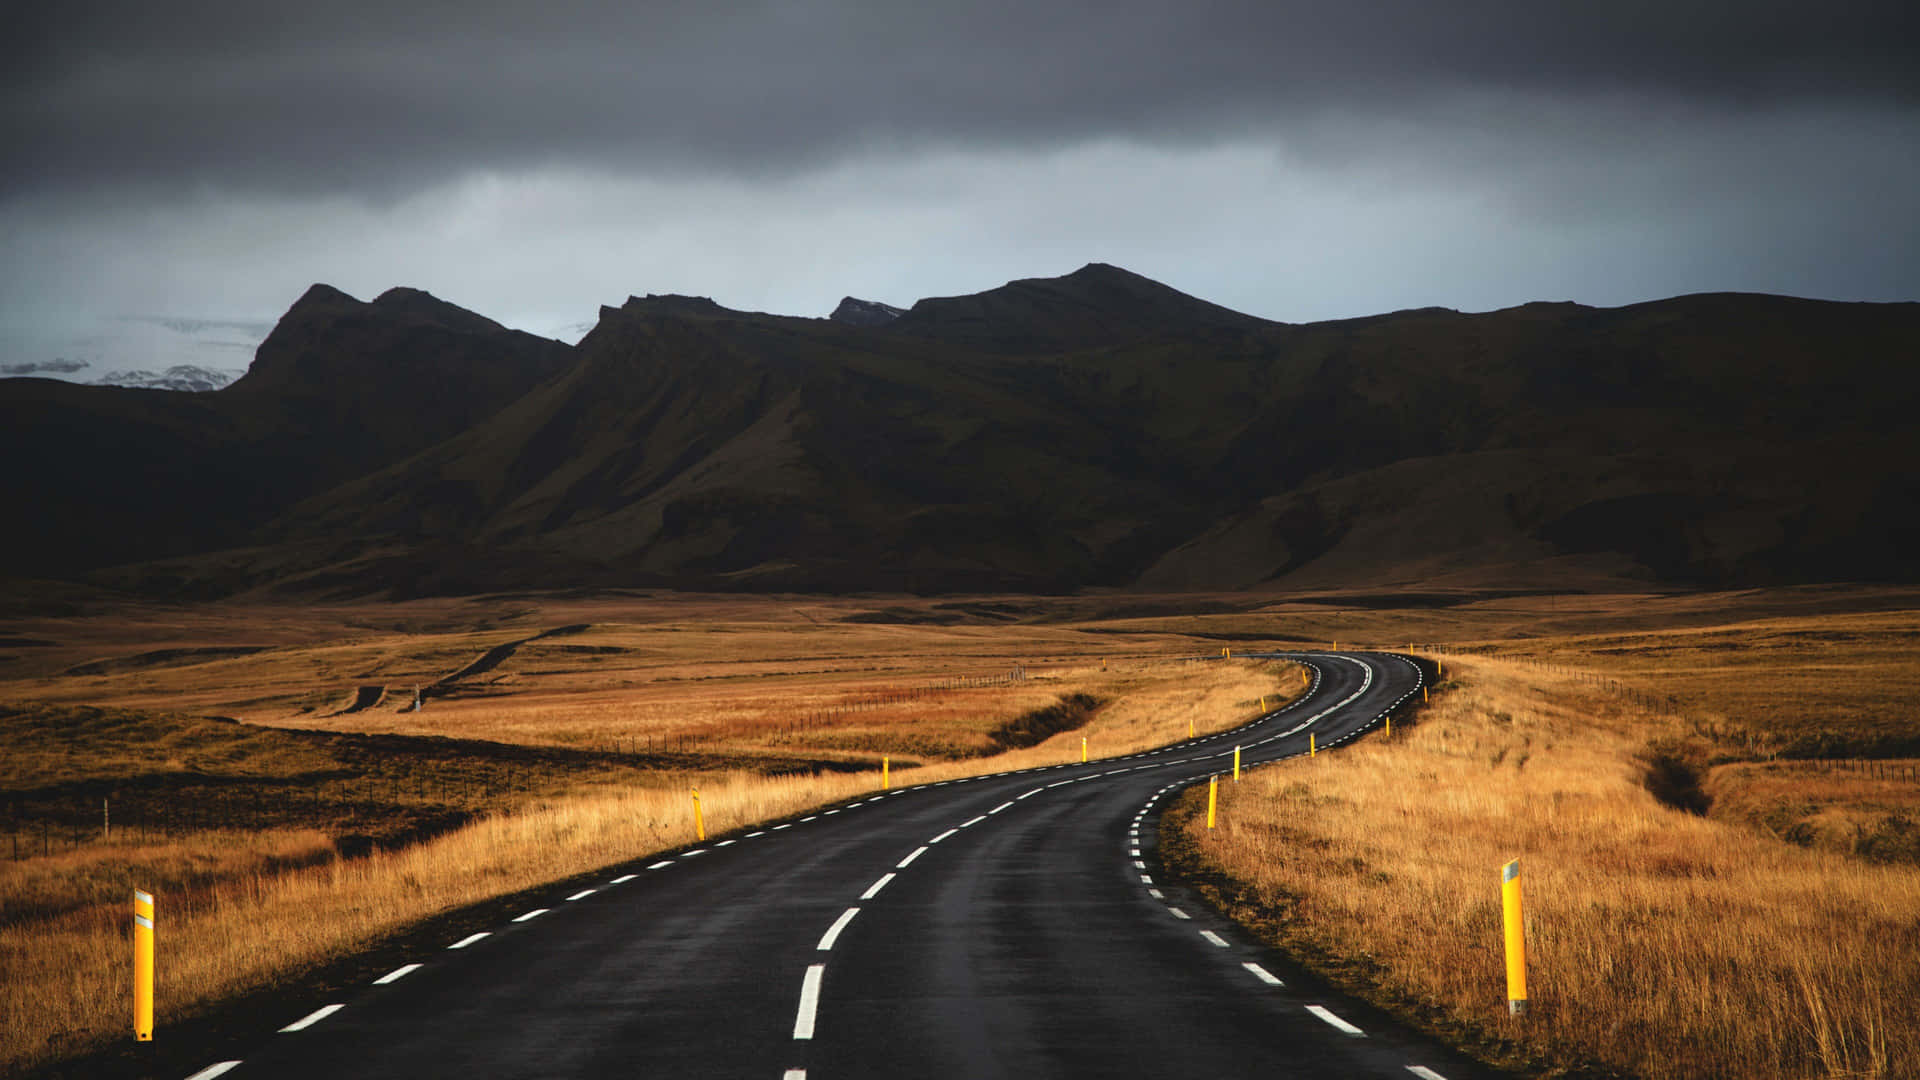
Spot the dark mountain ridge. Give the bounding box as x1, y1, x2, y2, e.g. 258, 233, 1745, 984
4, 266, 1917, 598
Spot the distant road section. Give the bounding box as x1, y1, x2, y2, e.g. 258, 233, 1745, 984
191, 653, 1504, 1080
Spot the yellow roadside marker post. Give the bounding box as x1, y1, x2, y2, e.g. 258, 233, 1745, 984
1233, 745, 1241, 781
134, 889, 154, 1042
1259, 695, 1267, 712
691, 789, 705, 842
1081, 736, 1088, 763
1309, 732, 1316, 758
1188, 718, 1194, 739
1207, 775, 1218, 829
882, 756, 890, 790
1385, 712, 1391, 737
1502, 859, 1528, 1016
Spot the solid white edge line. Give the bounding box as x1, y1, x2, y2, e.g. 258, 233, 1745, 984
861, 873, 896, 899
1406, 1068, 1449, 1080
278, 1004, 344, 1032
566, 889, 596, 901
1307, 1005, 1365, 1035
184, 1062, 244, 1080
1242, 961, 1283, 986
447, 932, 489, 949
897, 845, 929, 867
1200, 930, 1230, 948
793, 964, 826, 1039
816, 907, 861, 951
372, 963, 422, 985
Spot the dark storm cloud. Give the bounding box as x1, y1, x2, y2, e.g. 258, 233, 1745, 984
9, 0, 1918, 200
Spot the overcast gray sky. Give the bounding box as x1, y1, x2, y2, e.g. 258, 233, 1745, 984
5, 0, 1917, 375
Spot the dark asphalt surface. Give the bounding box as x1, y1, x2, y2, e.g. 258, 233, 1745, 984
186, 653, 1504, 1080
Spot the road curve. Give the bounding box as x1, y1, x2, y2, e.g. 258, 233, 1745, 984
184, 653, 1503, 1080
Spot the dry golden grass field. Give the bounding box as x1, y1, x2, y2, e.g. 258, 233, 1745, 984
4, 583, 1919, 1077
1168, 609, 1920, 1080
0, 588, 1304, 1074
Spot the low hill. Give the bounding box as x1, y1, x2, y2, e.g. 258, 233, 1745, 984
5, 266, 1916, 596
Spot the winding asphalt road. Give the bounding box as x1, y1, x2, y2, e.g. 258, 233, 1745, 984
181, 652, 1502, 1080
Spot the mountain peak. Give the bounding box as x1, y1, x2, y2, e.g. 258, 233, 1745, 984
892, 264, 1272, 353
290, 283, 359, 311
829, 297, 905, 327
371, 286, 506, 334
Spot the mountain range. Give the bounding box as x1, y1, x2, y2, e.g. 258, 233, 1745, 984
4, 264, 1917, 598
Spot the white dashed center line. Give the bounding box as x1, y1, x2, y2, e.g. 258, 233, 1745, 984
610, 874, 637, 884
988, 801, 1014, 814
279, 1004, 344, 1032
184, 1062, 243, 1080
1168, 907, 1191, 920
372, 963, 422, 985
930, 829, 958, 844
793, 965, 826, 1039
566, 889, 596, 901
1406, 1067, 1450, 1079
648, 860, 675, 869
1200, 930, 1230, 948
861, 873, 896, 899
447, 932, 490, 950
897, 846, 929, 868
512, 908, 548, 923
960, 815, 988, 828
817, 907, 861, 951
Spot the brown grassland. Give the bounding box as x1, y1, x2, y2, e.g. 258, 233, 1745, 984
4, 584, 1920, 1077
1171, 610, 1920, 1080
1, 590, 1302, 1075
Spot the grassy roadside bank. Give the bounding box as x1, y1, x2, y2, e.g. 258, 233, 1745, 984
1164, 654, 1920, 1079
3, 657, 1305, 1076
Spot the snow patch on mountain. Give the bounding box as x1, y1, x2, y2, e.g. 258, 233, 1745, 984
829, 297, 906, 327
92, 365, 242, 392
